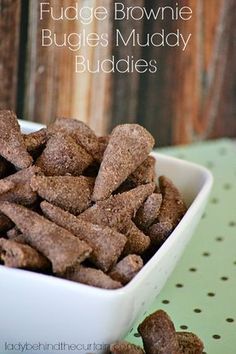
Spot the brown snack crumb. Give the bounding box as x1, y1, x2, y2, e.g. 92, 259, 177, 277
93, 124, 155, 201
148, 221, 173, 247
110, 341, 145, 354
0, 110, 32, 169
135, 193, 162, 230
138, 310, 181, 354
0, 202, 92, 274
158, 176, 187, 227
0, 166, 41, 206
41, 201, 127, 272
23, 128, 48, 154
36, 133, 93, 176
63, 265, 122, 289
0, 238, 50, 269
48, 117, 102, 161
177, 332, 204, 354
31, 175, 94, 215
123, 221, 150, 255
109, 255, 143, 285
79, 183, 155, 233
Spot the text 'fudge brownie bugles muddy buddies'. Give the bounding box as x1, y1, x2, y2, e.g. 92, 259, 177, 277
0, 110, 187, 289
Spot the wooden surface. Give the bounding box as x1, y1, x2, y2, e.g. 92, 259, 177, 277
24, 0, 112, 135
0, 0, 235, 145
0, 0, 21, 111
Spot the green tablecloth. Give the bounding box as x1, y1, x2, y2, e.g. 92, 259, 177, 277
125, 139, 236, 354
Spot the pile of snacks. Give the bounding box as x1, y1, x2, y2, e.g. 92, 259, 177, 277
0, 110, 187, 289
110, 310, 204, 354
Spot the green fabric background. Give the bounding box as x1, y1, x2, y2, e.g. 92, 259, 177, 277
125, 139, 236, 354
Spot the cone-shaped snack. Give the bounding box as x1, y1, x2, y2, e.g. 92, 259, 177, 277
158, 176, 187, 227
177, 332, 204, 354
109, 255, 143, 285
110, 341, 145, 354
138, 310, 181, 354
135, 193, 162, 230
0, 180, 15, 194
0, 110, 32, 169
63, 265, 122, 289
79, 183, 155, 233
36, 133, 93, 176
123, 221, 150, 255
0, 213, 13, 232
0, 238, 50, 270
23, 128, 48, 154
93, 124, 155, 201
148, 221, 173, 247
41, 201, 127, 272
0, 166, 41, 206
31, 175, 94, 215
48, 117, 102, 161
0, 202, 92, 273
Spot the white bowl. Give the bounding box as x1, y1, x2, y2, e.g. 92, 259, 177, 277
0, 121, 213, 354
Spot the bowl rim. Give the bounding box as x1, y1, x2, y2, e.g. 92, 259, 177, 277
0, 121, 213, 297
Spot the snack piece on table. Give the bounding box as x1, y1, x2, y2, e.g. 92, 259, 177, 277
110, 341, 145, 354
109, 254, 143, 285
79, 183, 156, 233
93, 124, 155, 201
138, 310, 181, 354
63, 265, 122, 289
40, 201, 127, 272
135, 193, 162, 230
123, 221, 150, 255
30, 175, 94, 215
36, 133, 93, 176
0, 202, 92, 274
48, 117, 102, 161
23, 128, 48, 156
0, 166, 41, 206
177, 332, 204, 354
0, 110, 32, 169
0, 238, 50, 270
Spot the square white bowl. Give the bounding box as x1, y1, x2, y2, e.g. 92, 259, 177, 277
0, 120, 213, 354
